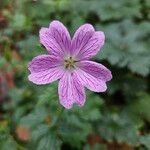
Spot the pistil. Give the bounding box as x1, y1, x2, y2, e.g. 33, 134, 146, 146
64, 57, 77, 69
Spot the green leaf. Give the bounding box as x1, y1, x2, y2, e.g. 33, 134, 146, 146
130, 93, 150, 123
140, 134, 150, 149
98, 110, 139, 145
37, 134, 61, 150
84, 143, 107, 150
20, 107, 48, 128
0, 137, 17, 150
31, 124, 50, 142
96, 20, 150, 76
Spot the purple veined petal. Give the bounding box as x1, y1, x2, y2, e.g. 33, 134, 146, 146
74, 68, 107, 92
28, 54, 63, 73
58, 71, 85, 109
77, 61, 112, 82
28, 66, 65, 85
39, 20, 71, 57
77, 31, 105, 60
71, 24, 95, 56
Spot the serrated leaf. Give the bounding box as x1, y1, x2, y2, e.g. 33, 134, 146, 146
37, 134, 61, 150
140, 134, 150, 149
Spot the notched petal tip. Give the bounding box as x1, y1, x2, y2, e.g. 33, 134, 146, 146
60, 101, 74, 109
73, 23, 95, 37
99, 84, 107, 92
27, 61, 32, 72
39, 27, 48, 33
49, 20, 64, 27
28, 74, 37, 84
80, 23, 95, 30
76, 101, 85, 108
39, 27, 49, 37
96, 31, 105, 37
61, 101, 85, 109
40, 20, 71, 56
28, 74, 44, 85
58, 72, 85, 109
39, 27, 50, 48
107, 70, 113, 81
95, 31, 105, 46
75, 68, 108, 93
92, 81, 107, 93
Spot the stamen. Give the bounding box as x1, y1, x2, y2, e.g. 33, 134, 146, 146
64, 57, 77, 69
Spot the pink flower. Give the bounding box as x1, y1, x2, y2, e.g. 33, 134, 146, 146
28, 20, 112, 109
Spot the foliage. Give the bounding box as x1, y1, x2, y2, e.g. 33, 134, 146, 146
0, 0, 150, 149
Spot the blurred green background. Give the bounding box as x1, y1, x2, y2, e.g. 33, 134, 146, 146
0, 0, 150, 150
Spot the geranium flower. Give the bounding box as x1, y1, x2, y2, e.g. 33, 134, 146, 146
28, 20, 112, 109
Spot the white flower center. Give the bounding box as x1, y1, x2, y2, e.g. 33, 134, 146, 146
64, 57, 77, 69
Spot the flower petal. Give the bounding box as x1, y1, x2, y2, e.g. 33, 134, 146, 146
75, 68, 107, 92
71, 24, 95, 56
58, 71, 85, 109
77, 61, 112, 81
77, 31, 105, 60
39, 20, 71, 57
28, 67, 64, 85
28, 54, 63, 73
28, 55, 64, 85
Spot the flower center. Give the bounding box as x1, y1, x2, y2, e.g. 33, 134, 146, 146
64, 57, 77, 69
